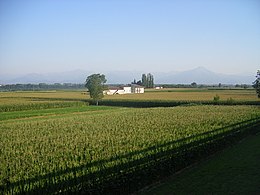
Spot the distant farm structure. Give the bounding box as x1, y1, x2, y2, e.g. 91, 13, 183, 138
104, 84, 144, 95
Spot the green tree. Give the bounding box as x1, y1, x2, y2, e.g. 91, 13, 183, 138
253, 70, 260, 98
141, 74, 147, 87
141, 73, 154, 88
147, 73, 154, 88
136, 80, 142, 85
191, 82, 197, 88
85, 74, 107, 105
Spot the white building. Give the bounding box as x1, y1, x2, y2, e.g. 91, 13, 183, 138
104, 84, 144, 95
131, 84, 145, 93
155, 86, 163, 90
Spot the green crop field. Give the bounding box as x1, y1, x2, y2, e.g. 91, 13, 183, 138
0, 89, 260, 194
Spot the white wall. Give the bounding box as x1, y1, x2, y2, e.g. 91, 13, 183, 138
105, 86, 144, 95
117, 89, 125, 94
134, 87, 144, 93
123, 87, 131, 94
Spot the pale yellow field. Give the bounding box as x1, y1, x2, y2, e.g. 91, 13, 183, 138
103, 88, 258, 101
0, 88, 258, 106
104, 90, 257, 101
0, 91, 86, 106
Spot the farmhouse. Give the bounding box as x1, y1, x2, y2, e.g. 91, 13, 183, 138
104, 84, 144, 95
131, 84, 145, 93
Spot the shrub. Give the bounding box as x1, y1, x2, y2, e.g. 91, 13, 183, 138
213, 94, 220, 102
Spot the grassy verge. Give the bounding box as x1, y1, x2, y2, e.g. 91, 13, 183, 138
139, 133, 260, 195
0, 106, 118, 121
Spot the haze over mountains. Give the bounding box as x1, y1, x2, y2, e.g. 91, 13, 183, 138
0, 67, 254, 85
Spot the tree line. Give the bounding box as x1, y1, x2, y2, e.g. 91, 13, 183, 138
132, 73, 154, 88
0, 83, 85, 91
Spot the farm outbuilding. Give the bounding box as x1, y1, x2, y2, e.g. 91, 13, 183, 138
104, 84, 144, 95
131, 84, 145, 94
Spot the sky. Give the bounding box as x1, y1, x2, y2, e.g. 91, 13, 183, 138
0, 0, 260, 75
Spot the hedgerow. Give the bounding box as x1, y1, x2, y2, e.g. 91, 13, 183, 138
87, 99, 260, 107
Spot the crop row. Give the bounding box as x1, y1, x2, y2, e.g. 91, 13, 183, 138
0, 101, 88, 112
0, 105, 260, 194
88, 99, 260, 107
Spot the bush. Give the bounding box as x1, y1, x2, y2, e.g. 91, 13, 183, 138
213, 94, 220, 102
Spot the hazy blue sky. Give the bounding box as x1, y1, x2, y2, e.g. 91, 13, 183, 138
0, 0, 259, 75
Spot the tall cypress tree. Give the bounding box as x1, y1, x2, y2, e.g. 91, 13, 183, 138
253, 70, 260, 98
141, 74, 147, 87
141, 73, 154, 88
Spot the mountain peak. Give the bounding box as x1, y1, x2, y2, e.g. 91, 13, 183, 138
192, 66, 213, 73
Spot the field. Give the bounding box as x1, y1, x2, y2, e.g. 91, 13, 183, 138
0, 88, 258, 104
0, 88, 259, 194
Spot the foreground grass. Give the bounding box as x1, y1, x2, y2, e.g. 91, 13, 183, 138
140, 133, 260, 195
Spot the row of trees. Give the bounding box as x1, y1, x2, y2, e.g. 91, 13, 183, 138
0, 83, 85, 91
132, 73, 154, 88
142, 73, 154, 88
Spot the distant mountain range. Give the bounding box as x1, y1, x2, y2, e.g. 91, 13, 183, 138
0, 67, 254, 85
